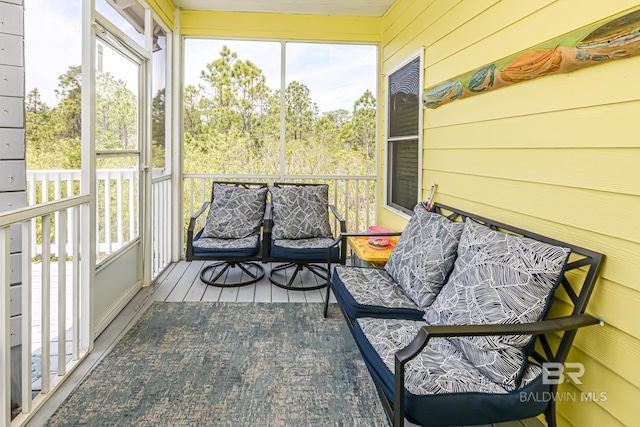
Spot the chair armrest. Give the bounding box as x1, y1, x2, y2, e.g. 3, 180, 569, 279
396, 313, 603, 364
329, 205, 346, 232
263, 203, 273, 234
391, 313, 603, 427
327, 231, 404, 249
186, 201, 210, 261
188, 202, 210, 231
262, 203, 273, 259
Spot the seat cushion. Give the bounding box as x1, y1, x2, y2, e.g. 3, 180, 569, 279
202, 183, 267, 239
424, 219, 571, 390
331, 266, 424, 320
271, 238, 340, 261
384, 204, 465, 310
269, 185, 332, 239
193, 230, 261, 258
354, 317, 549, 426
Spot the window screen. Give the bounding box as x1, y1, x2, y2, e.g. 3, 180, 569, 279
387, 56, 421, 214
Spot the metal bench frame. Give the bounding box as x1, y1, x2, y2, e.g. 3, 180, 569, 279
325, 203, 604, 427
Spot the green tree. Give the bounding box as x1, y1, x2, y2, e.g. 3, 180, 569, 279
285, 81, 316, 141
351, 90, 376, 158
183, 84, 205, 137
55, 65, 82, 140
152, 88, 166, 168
95, 71, 137, 150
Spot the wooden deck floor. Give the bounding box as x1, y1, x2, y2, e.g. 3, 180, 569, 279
154, 260, 337, 304
25, 260, 544, 427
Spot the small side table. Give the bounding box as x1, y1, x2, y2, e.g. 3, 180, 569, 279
346, 235, 400, 269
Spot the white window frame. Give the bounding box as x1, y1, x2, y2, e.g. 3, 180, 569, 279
383, 48, 424, 218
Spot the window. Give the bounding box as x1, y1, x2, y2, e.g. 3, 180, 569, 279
386, 54, 422, 215
25, 0, 82, 179
182, 39, 377, 177
151, 21, 168, 174
95, 0, 145, 48
182, 39, 282, 175
285, 42, 377, 175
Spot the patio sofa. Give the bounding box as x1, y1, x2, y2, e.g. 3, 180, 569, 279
324, 203, 604, 427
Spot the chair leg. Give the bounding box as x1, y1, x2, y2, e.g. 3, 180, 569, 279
269, 262, 329, 291
545, 400, 557, 427
306, 263, 329, 281
200, 261, 265, 287
323, 283, 332, 318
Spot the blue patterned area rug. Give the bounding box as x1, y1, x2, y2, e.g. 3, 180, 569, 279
47, 302, 388, 426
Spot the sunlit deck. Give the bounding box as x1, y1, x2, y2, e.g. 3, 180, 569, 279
151, 260, 338, 304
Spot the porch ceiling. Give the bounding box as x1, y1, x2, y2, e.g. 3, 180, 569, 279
171, 0, 395, 16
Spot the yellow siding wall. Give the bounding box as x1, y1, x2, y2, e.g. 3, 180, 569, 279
380, 1, 640, 426
179, 10, 380, 43
148, 0, 175, 29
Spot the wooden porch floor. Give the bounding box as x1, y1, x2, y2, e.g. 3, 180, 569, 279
25, 260, 544, 427
154, 260, 337, 304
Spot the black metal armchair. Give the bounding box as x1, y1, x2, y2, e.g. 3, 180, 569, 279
186, 181, 268, 287
262, 182, 347, 291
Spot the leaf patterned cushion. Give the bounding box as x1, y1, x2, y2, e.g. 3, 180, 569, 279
273, 237, 336, 249
356, 317, 543, 395
202, 184, 268, 239
269, 185, 332, 240
384, 205, 465, 310
334, 266, 421, 311
193, 235, 260, 250
424, 219, 571, 390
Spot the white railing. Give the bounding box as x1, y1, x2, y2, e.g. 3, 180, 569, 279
151, 174, 172, 279
26, 170, 171, 280
26, 170, 377, 271
183, 174, 378, 236
1, 196, 91, 426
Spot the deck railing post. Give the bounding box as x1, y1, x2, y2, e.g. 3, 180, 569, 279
57, 210, 67, 377
21, 221, 32, 415
0, 226, 11, 426
40, 214, 51, 394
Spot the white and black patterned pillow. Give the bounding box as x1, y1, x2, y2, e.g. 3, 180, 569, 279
357, 317, 543, 396
269, 185, 332, 240
384, 205, 464, 310
424, 219, 570, 390
202, 184, 268, 239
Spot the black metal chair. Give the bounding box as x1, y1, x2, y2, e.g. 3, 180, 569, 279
262, 182, 347, 291
186, 181, 268, 287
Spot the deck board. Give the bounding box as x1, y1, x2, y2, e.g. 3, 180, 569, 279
165, 260, 204, 302
155, 261, 335, 304
152, 260, 190, 301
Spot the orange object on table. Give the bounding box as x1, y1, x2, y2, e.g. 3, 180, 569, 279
346, 235, 400, 268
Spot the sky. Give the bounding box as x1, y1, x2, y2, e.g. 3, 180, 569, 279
184, 39, 377, 112
24, 0, 82, 107
24, 0, 378, 113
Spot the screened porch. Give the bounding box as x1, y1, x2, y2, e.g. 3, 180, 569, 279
1, 1, 638, 427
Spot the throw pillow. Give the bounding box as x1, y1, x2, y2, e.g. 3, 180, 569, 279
202, 184, 268, 239
384, 204, 465, 310
269, 184, 332, 240
424, 218, 571, 390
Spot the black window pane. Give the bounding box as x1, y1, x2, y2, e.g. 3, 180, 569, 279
389, 58, 420, 138
388, 139, 418, 212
